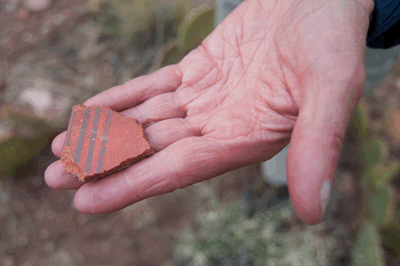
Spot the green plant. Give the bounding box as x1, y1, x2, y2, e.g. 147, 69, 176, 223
174, 200, 287, 266
0, 129, 58, 178
95, 0, 184, 46
179, 8, 215, 54
348, 98, 370, 142
348, 99, 400, 265
159, 7, 216, 68
0, 111, 61, 178
352, 221, 385, 266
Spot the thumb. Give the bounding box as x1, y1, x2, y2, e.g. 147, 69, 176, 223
287, 64, 365, 224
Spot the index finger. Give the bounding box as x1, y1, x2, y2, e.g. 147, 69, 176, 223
84, 65, 182, 111
50, 65, 183, 158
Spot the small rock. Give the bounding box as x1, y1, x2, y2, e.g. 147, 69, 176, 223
22, 31, 37, 44
16, 8, 30, 21
61, 105, 153, 182
39, 24, 50, 35
39, 228, 50, 240
3, 2, 17, 13
19, 86, 53, 116
35, 210, 45, 221
23, 0, 51, 12
0, 255, 15, 266
46, 210, 56, 220
17, 235, 29, 247
82, 74, 96, 89
52, 13, 65, 25
43, 241, 54, 252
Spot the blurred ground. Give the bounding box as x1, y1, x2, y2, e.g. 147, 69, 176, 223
1, 0, 400, 265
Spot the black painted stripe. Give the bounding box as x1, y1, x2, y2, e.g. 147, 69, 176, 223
73, 108, 92, 164
65, 111, 76, 147
96, 109, 113, 173
85, 107, 101, 174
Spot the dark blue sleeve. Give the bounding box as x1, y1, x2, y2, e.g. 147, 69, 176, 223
367, 1, 400, 49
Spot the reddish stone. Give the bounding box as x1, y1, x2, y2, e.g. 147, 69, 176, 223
61, 105, 153, 182
16, 8, 30, 21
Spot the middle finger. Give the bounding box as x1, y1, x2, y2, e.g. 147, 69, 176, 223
121, 92, 186, 127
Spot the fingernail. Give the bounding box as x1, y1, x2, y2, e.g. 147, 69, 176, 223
320, 180, 331, 219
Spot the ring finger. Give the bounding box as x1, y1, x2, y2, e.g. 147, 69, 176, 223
121, 91, 186, 127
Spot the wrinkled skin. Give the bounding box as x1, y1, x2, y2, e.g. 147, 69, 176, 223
46, 0, 374, 224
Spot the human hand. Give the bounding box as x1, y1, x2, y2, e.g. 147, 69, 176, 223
45, 0, 374, 224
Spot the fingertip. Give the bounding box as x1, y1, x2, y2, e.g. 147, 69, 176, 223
83, 95, 103, 108
288, 183, 321, 225
45, 160, 83, 190
52, 132, 66, 158
74, 186, 94, 214
287, 173, 320, 224
44, 160, 61, 189
74, 182, 110, 214
286, 144, 327, 225
74, 172, 141, 215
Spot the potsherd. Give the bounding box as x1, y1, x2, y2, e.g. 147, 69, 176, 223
61, 104, 153, 182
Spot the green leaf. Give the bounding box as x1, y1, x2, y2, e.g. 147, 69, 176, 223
368, 185, 397, 228
361, 137, 387, 168
348, 98, 370, 142
352, 221, 385, 266
180, 8, 215, 53
369, 187, 393, 227
161, 44, 182, 67
97, 2, 121, 39
0, 132, 56, 178
368, 162, 400, 189
380, 227, 400, 258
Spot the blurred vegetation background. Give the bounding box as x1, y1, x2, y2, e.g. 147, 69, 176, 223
1, 0, 400, 265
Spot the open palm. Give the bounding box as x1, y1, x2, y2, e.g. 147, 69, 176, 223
46, 0, 373, 224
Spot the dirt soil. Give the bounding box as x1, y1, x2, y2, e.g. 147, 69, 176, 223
1, 0, 400, 265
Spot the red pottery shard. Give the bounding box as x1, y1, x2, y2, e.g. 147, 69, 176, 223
61, 105, 153, 182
